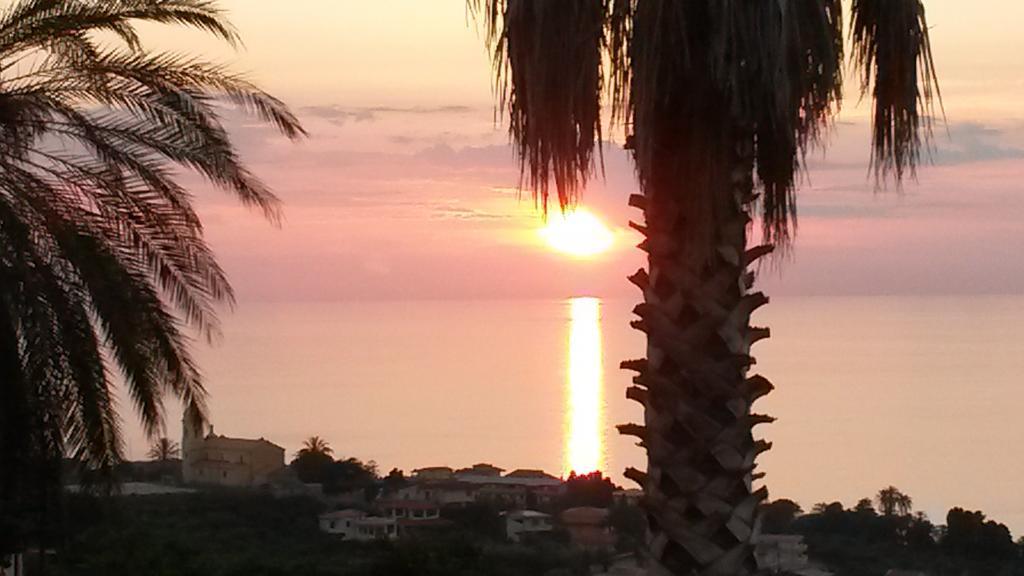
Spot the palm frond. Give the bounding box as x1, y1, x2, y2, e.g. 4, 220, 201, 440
851, 0, 942, 184
0, 0, 302, 495
0, 0, 239, 56
470, 0, 605, 213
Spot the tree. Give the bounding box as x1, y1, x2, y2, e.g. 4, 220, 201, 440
324, 457, 378, 495
760, 499, 803, 534
853, 498, 877, 515
942, 507, 1017, 561
297, 436, 334, 458
877, 486, 914, 517
146, 437, 180, 462
559, 471, 617, 509
290, 436, 336, 482
469, 1, 939, 573
382, 468, 408, 493
0, 0, 304, 507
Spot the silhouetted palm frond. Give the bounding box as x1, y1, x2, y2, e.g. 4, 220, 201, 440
298, 436, 333, 458
147, 437, 180, 461
0, 0, 305, 496
852, 0, 942, 183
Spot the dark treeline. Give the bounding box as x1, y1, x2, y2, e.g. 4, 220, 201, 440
762, 486, 1024, 576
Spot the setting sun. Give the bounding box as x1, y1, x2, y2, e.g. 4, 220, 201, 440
539, 209, 615, 258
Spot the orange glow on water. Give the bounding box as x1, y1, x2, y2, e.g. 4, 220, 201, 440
564, 297, 606, 476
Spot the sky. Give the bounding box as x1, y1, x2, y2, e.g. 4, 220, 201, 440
136, 0, 1024, 302
104, 0, 1024, 531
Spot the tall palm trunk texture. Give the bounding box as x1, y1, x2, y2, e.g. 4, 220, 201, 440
620, 129, 772, 574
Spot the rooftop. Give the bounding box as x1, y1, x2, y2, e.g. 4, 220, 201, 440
561, 507, 610, 525
504, 510, 551, 519
319, 509, 366, 520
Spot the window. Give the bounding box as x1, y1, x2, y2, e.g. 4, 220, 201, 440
222, 471, 227, 479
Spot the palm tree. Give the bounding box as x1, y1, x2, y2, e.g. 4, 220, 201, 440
877, 486, 914, 517
298, 436, 334, 458
0, 0, 305, 504
469, 0, 939, 573
147, 437, 180, 462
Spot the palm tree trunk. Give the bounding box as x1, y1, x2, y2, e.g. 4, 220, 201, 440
621, 133, 774, 576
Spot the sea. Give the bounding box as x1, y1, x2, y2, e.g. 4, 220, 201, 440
121, 295, 1024, 533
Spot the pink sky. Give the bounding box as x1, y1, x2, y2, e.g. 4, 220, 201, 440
142, 1, 1024, 301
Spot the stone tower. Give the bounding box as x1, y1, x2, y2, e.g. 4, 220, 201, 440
181, 406, 207, 483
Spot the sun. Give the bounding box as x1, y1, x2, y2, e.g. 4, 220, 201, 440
539, 209, 615, 258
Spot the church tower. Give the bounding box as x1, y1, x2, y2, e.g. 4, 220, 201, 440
181, 405, 207, 484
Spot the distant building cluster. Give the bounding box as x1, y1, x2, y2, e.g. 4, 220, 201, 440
165, 421, 820, 569
317, 463, 623, 547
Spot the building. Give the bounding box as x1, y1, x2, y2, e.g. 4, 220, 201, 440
396, 465, 564, 509
503, 510, 553, 543
319, 509, 367, 538
412, 466, 455, 480
181, 412, 285, 487
455, 463, 504, 478
379, 499, 442, 522
393, 481, 477, 506
755, 534, 832, 576
560, 507, 614, 550
318, 509, 399, 542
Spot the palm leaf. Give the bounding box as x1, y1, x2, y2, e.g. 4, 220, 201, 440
471, 0, 605, 213
851, 0, 942, 183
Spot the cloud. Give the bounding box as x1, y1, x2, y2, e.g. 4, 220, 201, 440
431, 205, 514, 221
300, 104, 478, 126
931, 122, 1024, 165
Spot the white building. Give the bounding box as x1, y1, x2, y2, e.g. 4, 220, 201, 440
503, 510, 553, 542
318, 509, 399, 541
393, 481, 476, 506
755, 534, 832, 576
379, 499, 442, 521
319, 509, 367, 538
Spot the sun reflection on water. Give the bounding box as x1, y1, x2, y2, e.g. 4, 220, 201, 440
564, 297, 606, 477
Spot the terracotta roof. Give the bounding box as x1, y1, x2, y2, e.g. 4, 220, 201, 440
203, 435, 284, 451
320, 509, 366, 520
